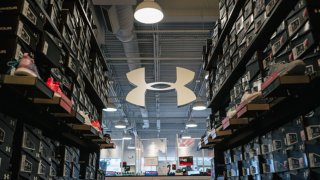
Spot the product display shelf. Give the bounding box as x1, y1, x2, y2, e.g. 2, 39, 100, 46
76, 0, 109, 71
262, 74, 311, 97
205, 0, 246, 71
222, 117, 249, 130
211, 125, 233, 140
70, 124, 103, 140
208, 0, 299, 112
34, 0, 108, 111
33, 95, 72, 114
215, 75, 320, 150
0, 79, 103, 150
52, 110, 85, 124
236, 103, 270, 118
100, 143, 116, 149
0, 75, 54, 99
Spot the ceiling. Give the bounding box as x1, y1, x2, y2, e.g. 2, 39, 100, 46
94, 0, 217, 150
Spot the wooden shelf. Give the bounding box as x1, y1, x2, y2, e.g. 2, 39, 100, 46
52, 110, 84, 124
211, 126, 232, 139
207, 0, 299, 112
0, 75, 54, 99
100, 143, 116, 149
33, 95, 72, 114
236, 103, 270, 118
205, 0, 246, 70
262, 75, 311, 97
222, 117, 249, 130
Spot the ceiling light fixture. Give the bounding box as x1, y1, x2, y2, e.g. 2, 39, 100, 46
182, 132, 192, 139
192, 101, 207, 111
134, 0, 164, 24
103, 102, 117, 112
122, 131, 132, 140
186, 119, 197, 128
114, 120, 126, 129
127, 141, 135, 149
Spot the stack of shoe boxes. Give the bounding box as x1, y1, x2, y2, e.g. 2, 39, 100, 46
0, 113, 17, 180
220, 107, 320, 179
80, 152, 97, 180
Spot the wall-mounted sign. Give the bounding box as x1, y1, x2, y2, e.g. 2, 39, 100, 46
179, 156, 193, 166
126, 67, 196, 107
144, 157, 158, 166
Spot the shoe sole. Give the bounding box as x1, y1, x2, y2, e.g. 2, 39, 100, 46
14, 67, 37, 77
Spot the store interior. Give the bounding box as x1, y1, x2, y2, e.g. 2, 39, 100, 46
1, 0, 320, 179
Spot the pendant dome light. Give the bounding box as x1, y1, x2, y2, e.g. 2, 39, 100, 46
134, 0, 164, 24
114, 119, 126, 129
103, 102, 117, 112
186, 119, 197, 128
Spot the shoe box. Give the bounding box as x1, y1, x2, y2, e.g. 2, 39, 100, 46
21, 124, 42, 159
286, 142, 308, 170
37, 159, 51, 179
59, 161, 72, 178
282, 117, 306, 148
71, 163, 80, 179
0, 0, 46, 30
97, 170, 105, 180
260, 132, 273, 155
0, 15, 39, 51
0, 149, 11, 178
241, 159, 251, 177
270, 28, 289, 57
0, 114, 17, 152
245, 52, 264, 83
46, 0, 62, 27
49, 158, 59, 179
261, 153, 275, 174
37, 31, 64, 67
56, 145, 73, 163
219, 0, 227, 29
249, 156, 262, 175
254, 11, 267, 33
304, 106, 320, 141
211, 22, 221, 50
70, 147, 80, 163
271, 127, 286, 152
254, 0, 265, 18
272, 149, 289, 173
232, 146, 243, 163
60, 10, 76, 37
226, 162, 239, 177
80, 165, 92, 180
39, 137, 53, 164
305, 140, 320, 168
19, 150, 40, 179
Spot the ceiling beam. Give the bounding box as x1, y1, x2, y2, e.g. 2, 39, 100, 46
106, 57, 202, 61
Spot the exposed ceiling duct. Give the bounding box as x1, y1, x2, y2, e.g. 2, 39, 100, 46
102, 5, 150, 129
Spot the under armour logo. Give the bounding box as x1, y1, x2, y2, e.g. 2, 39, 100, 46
126, 67, 196, 107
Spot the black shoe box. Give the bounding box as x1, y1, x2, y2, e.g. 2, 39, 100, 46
254, 0, 265, 18
0, 171, 11, 180
22, 124, 41, 160
49, 158, 59, 178
0, 117, 15, 147
37, 159, 50, 179
71, 163, 80, 178
56, 145, 73, 163
265, 0, 278, 16
229, 41, 238, 58
79, 165, 91, 179
277, 168, 310, 180
272, 149, 289, 172
241, 159, 251, 177
222, 36, 230, 55
0, 0, 46, 30
61, 75, 73, 97
229, 25, 237, 45
254, 11, 267, 33
249, 156, 262, 175
212, 22, 221, 48
60, 10, 76, 35
46, 0, 61, 27
59, 161, 72, 177
0, 150, 11, 175
244, 0, 254, 19
273, 46, 292, 64
246, 28, 255, 49
219, 1, 227, 20
0, 15, 39, 51
60, 25, 72, 46
291, 26, 320, 61
261, 153, 275, 174
238, 41, 247, 58
246, 52, 264, 83
236, 13, 244, 35
237, 28, 246, 47
271, 30, 289, 57
39, 139, 52, 164
66, 54, 80, 78
304, 141, 320, 168
244, 14, 254, 34
271, 127, 286, 152
19, 150, 40, 179
37, 31, 63, 67
303, 52, 320, 75
283, 117, 306, 147
304, 106, 320, 141
260, 132, 273, 155
70, 147, 80, 163
226, 162, 239, 177
232, 146, 243, 163
221, 12, 228, 30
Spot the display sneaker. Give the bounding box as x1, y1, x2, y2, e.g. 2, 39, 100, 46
91, 120, 102, 132
240, 90, 263, 105
46, 77, 62, 97
79, 111, 91, 125
14, 53, 40, 77
268, 60, 306, 77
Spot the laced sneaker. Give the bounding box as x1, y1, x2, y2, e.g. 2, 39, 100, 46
268, 60, 306, 77
226, 106, 237, 119
91, 120, 102, 132
79, 111, 91, 125
14, 53, 40, 77
240, 90, 263, 104
46, 77, 62, 97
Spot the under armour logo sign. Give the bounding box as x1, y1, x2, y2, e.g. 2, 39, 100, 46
126, 67, 196, 107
